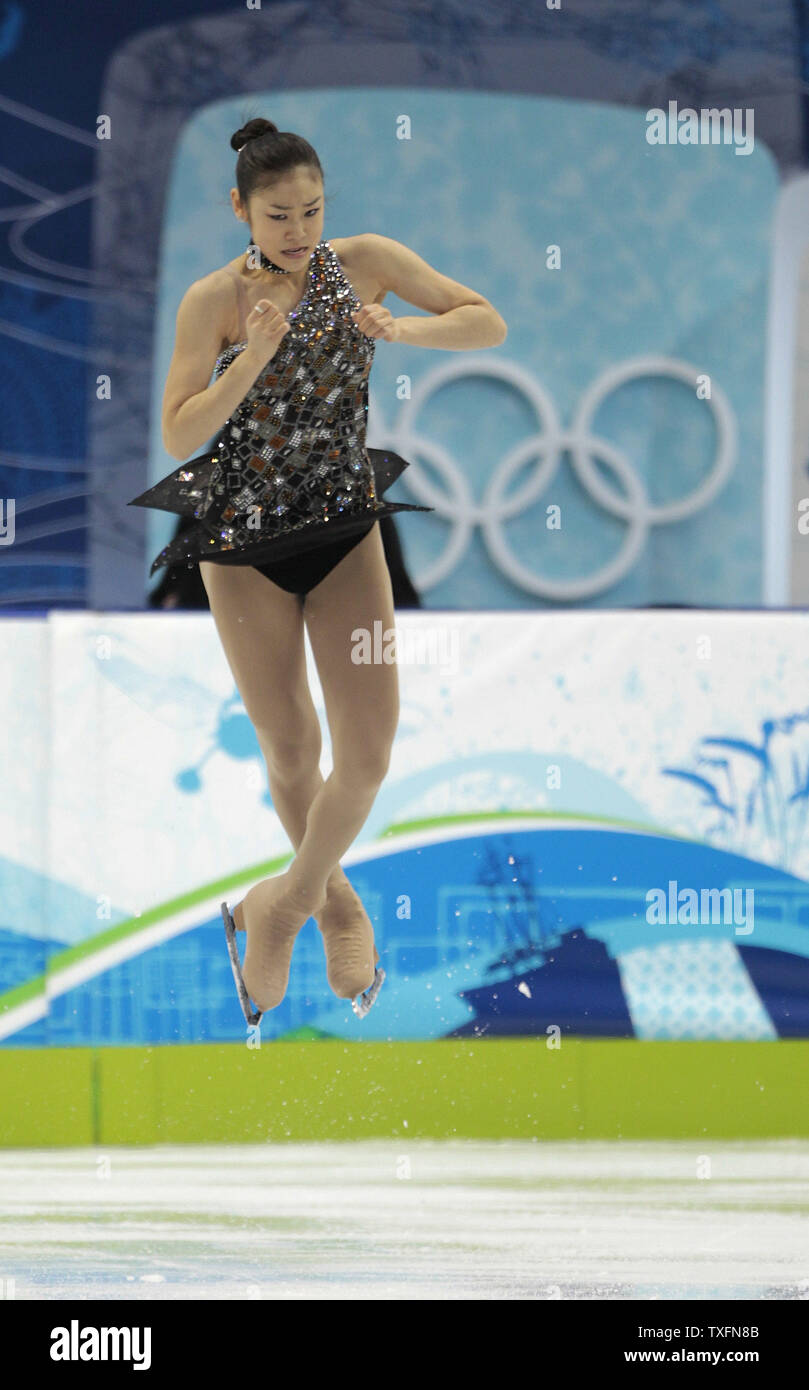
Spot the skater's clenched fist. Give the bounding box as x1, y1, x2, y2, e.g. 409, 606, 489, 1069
244, 299, 291, 361
350, 304, 400, 342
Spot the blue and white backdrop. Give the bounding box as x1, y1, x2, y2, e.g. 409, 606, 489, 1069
3, 1, 808, 609
1, 609, 808, 1047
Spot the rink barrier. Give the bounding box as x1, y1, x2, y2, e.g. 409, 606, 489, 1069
0, 1039, 806, 1146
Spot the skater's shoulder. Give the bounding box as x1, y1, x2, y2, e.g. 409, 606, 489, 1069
329, 233, 378, 270
182, 262, 242, 311
170, 267, 237, 326
171, 266, 240, 351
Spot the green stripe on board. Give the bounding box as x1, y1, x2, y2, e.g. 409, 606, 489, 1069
0, 1040, 806, 1146
378, 809, 684, 838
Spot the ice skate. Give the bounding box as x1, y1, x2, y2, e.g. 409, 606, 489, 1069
316, 880, 385, 1017
351, 959, 386, 1019
221, 901, 263, 1026
224, 878, 309, 1016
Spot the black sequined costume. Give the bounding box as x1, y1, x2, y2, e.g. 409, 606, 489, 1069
128, 239, 433, 596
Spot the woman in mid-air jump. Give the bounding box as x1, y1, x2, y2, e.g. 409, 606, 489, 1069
129, 117, 506, 1025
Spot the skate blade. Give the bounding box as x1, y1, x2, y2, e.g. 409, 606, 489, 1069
351, 965, 385, 1019
221, 901, 263, 1027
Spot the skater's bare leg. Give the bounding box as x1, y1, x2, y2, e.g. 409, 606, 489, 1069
200, 559, 353, 899
200, 526, 396, 1004
200, 560, 355, 1008
285, 522, 399, 911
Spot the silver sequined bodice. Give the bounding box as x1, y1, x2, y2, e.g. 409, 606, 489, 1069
131, 239, 433, 576
199, 240, 380, 549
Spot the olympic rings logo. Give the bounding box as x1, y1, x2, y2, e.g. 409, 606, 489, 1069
372, 355, 736, 599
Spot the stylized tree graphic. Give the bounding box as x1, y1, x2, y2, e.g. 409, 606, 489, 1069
662, 709, 809, 870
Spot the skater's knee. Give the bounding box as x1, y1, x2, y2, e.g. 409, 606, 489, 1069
258, 717, 321, 780
333, 737, 393, 791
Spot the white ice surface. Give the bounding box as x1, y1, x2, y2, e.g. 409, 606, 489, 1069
1, 1140, 807, 1301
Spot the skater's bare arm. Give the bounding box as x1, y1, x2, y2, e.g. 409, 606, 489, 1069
357, 234, 507, 349
161, 280, 290, 461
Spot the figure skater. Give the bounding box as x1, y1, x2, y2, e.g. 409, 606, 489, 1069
129, 117, 506, 1023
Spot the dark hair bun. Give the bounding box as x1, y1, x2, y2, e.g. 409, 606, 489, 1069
231, 118, 279, 154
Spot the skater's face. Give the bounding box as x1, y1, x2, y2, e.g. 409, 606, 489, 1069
232, 167, 325, 270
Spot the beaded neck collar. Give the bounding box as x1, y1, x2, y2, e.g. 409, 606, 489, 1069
246, 240, 291, 275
